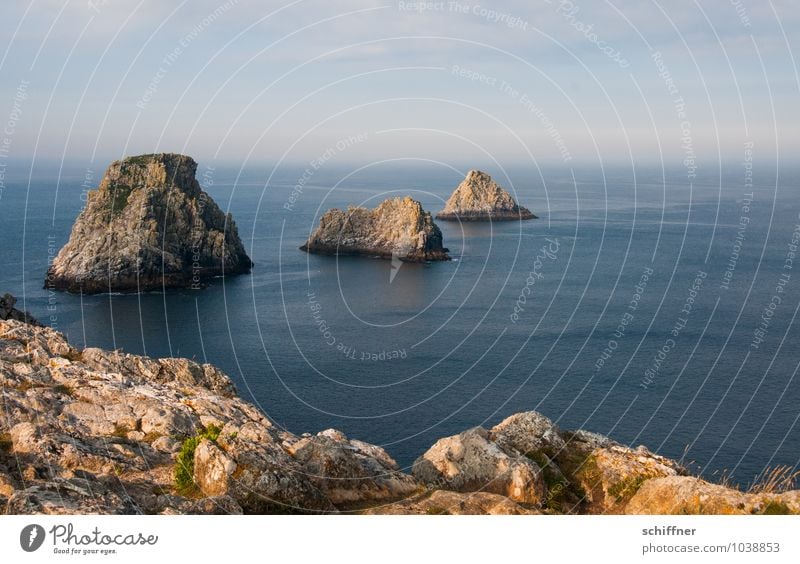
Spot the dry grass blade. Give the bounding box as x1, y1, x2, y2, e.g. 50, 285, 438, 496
748, 465, 800, 494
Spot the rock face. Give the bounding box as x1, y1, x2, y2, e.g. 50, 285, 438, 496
284, 428, 420, 505
301, 197, 450, 262
625, 476, 800, 515
0, 315, 417, 515
1, 310, 797, 515
45, 154, 252, 294
412, 427, 545, 504
362, 490, 537, 515
436, 170, 535, 221
0, 294, 40, 326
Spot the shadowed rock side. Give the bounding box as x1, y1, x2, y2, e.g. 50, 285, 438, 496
300, 197, 450, 262
436, 170, 536, 221
1, 305, 797, 515
0, 294, 40, 326
45, 154, 252, 294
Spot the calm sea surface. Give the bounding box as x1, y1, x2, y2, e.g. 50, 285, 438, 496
2, 161, 799, 484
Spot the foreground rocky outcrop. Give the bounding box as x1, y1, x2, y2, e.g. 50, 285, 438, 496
301, 197, 450, 262
0, 316, 416, 514
1, 299, 797, 515
45, 154, 252, 294
437, 170, 536, 221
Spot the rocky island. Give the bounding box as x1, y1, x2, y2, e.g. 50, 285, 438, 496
437, 170, 536, 221
45, 154, 252, 294
1, 297, 797, 515
301, 197, 450, 262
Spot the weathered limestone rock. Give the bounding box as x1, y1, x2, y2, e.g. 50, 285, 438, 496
0, 318, 336, 514
362, 490, 537, 515
490, 411, 566, 457
626, 476, 799, 515
412, 427, 544, 504
301, 197, 450, 262
194, 440, 237, 497
285, 428, 420, 506
45, 154, 252, 294
553, 431, 685, 514
436, 170, 535, 221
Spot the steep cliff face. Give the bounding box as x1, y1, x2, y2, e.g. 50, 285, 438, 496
437, 170, 536, 221
301, 197, 450, 262
45, 154, 252, 294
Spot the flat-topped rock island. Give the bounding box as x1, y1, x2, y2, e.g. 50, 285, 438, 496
301, 196, 450, 262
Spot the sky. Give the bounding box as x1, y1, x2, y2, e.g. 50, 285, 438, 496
0, 0, 797, 171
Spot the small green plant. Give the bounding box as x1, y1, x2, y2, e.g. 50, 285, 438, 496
109, 183, 133, 214
761, 500, 791, 515
173, 424, 222, 495
607, 475, 648, 502
126, 155, 154, 166
526, 450, 586, 513
425, 506, 451, 515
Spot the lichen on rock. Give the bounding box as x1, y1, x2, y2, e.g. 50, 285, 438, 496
45, 153, 253, 294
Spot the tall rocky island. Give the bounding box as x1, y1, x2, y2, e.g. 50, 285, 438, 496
301, 196, 450, 262
437, 170, 536, 221
46, 154, 252, 294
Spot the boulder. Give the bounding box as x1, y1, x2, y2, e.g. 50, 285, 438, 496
490, 411, 566, 457
553, 431, 685, 514
626, 476, 799, 515
286, 428, 419, 507
412, 427, 544, 504
194, 439, 237, 497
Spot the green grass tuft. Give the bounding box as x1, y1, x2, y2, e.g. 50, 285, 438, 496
425, 506, 451, 515
607, 474, 649, 502
173, 424, 222, 495
761, 500, 792, 515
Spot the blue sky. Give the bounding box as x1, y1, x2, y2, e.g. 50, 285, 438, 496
1, 0, 797, 169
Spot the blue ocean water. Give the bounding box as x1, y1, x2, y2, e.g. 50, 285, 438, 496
2, 161, 798, 485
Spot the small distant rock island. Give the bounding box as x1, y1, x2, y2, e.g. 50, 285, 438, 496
437, 170, 536, 221
46, 153, 252, 294
301, 196, 450, 262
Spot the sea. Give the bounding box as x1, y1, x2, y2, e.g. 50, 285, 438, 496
2, 160, 798, 486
